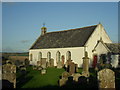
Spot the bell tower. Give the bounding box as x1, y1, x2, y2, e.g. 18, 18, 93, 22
41, 23, 47, 36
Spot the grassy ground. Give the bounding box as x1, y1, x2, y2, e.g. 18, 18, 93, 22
16, 66, 120, 89
16, 66, 97, 88
17, 66, 65, 88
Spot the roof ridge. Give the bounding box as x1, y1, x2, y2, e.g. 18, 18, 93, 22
46, 24, 97, 34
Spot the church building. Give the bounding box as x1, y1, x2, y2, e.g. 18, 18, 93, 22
29, 23, 119, 68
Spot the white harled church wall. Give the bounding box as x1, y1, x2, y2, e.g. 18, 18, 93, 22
29, 24, 113, 68
94, 42, 108, 56
85, 24, 112, 67
29, 47, 84, 67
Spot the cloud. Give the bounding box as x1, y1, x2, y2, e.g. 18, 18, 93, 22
20, 40, 30, 44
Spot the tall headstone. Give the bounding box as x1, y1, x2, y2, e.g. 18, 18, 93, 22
61, 55, 65, 65
49, 59, 54, 67
41, 58, 47, 69
57, 61, 63, 69
2, 60, 16, 88
98, 69, 115, 88
69, 62, 76, 75
82, 51, 89, 77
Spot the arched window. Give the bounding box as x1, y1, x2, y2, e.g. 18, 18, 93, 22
66, 51, 71, 60
56, 51, 61, 62
30, 54, 33, 61
47, 52, 51, 61
38, 52, 42, 61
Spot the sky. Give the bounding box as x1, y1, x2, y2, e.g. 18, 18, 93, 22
2, 2, 118, 52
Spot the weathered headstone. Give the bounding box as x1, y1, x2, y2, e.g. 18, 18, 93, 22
98, 69, 115, 88
49, 59, 54, 67
59, 78, 68, 86
61, 55, 65, 66
59, 71, 70, 86
69, 62, 76, 75
41, 69, 46, 74
62, 71, 70, 79
2, 61, 16, 88
24, 59, 29, 67
57, 61, 63, 69
37, 61, 41, 67
82, 51, 90, 77
41, 58, 47, 69
72, 73, 81, 82
75, 64, 78, 73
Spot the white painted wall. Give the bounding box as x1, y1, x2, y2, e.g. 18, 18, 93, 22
85, 24, 112, 66
94, 42, 108, 56
29, 47, 84, 67
29, 23, 113, 68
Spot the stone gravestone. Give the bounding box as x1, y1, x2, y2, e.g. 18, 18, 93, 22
59, 71, 70, 86
2, 61, 16, 88
61, 55, 65, 66
49, 59, 54, 67
37, 61, 41, 67
41, 58, 47, 69
69, 62, 76, 75
82, 51, 90, 77
98, 68, 115, 89
41, 69, 46, 75
57, 61, 63, 69
72, 73, 81, 82
24, 59, 29, 67
75, 64, 78, 73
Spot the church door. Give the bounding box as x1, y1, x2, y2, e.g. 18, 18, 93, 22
93, 55, 98, 68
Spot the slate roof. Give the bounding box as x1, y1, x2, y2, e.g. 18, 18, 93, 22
105, 43, 120, 54
30, 25, 97, 49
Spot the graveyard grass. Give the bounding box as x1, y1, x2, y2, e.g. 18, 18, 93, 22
17, 66, 65, 88
17, 66, 96, 88
16, 66, 96, 88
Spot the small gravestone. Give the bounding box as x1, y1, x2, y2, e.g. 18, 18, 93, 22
57, 61, 63, 69
98, 68, 115, 88
41, 58, 47, 69
69, 62, 76, 75
72, 73, 81, 82
59, 71, 70, 86
49, 59, 54, 67
62, 71, 70, 79
46, 61, 50, 67
2, 61, 16, 88
37, 66, 42, 70
75, 64, 78, 73
37, 61, 41, 67
24, 59, 29, 67
41, 69, 46, 74
59, 78, 68, 86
